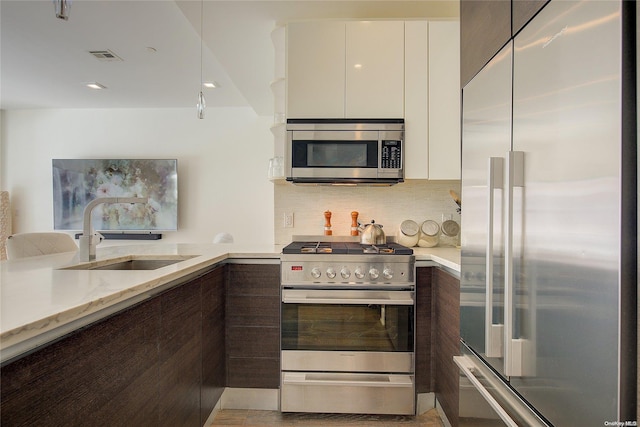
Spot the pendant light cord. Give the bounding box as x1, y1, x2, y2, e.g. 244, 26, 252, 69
200, 0, 203, 88
197, 0, 205, 118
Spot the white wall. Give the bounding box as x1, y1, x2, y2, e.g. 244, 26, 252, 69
0, 107, 275, 245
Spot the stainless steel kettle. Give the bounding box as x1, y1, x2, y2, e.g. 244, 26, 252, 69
358, 220, 386, 245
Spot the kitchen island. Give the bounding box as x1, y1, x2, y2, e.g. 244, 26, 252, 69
0, 243, 460, 426
1, 243, 460, 363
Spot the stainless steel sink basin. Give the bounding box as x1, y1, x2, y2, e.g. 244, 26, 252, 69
61, 255, 198, 271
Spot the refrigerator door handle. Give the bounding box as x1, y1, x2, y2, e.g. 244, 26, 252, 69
486, 157, 504, 358
505, 151, 534, 378
454, 355, 519, 427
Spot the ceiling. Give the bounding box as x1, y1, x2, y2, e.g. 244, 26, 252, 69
0, 0, 459, 115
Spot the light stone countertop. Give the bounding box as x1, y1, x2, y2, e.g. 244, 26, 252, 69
0, 243, 460, 363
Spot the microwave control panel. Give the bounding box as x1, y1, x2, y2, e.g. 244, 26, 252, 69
381, 140, 402, 169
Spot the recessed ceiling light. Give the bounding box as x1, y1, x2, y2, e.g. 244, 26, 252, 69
86, 82, 107, 90
203, 81, 219, 89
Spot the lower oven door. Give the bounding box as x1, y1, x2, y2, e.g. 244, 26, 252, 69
281, 371, 415, 414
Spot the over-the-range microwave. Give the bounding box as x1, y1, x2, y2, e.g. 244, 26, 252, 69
285, 118, 404, 185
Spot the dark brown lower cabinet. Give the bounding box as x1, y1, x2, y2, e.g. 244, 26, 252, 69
201, 266, 226, 424
225, 264, 280, 388
433, 267, 461, 427
1, 296, 162, 426
1, 261, 455, 424
415, 267, 433, 393
415, 267, 461, 425
0, 265, 227, 427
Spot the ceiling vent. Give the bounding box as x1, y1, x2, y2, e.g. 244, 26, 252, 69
88, 50, 123, 62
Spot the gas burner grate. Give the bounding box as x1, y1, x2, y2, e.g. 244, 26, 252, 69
283, 241, 413, 255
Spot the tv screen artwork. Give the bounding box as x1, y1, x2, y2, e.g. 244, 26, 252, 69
52, 159, 178, 231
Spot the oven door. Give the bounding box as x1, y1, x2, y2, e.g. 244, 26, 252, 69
281, 288, 415, 415
281, 289, 414, 369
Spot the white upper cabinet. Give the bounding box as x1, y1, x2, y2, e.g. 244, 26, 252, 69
286, 21, 404, 119
428, 21, 460, 180
404, 20, 460, 179
404, 21, 429, 179
345, 21, 405, 118
287, 21, 346, 118
285, 19, 460, 179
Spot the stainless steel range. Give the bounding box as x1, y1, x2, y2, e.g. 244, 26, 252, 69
280, 238, 416, 415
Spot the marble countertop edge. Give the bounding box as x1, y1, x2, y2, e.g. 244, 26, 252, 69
0, 243, 459, 363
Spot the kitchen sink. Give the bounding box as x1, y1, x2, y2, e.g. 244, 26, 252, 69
61, 255, 198, 271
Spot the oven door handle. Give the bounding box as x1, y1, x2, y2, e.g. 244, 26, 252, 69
282, 372, 414, 388
281, 290, 415, 305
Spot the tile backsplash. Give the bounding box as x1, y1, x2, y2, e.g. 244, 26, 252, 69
274, 179, 461, 246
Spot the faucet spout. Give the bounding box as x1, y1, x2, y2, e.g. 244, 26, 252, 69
79, 197, 149, 262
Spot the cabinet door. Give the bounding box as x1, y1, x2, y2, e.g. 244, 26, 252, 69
433, 268, 460, 427
460, 0, 511, 88
404, 20, 429, 179
201, 267, 226, 425
0, 298, 162, 426
428, 21, 461, 180
345, 21, 405, 118
415, 267, 433, 392
512, 0, 548, 36
226, 264, 280, 388
159, 278, 202, 427
287, 21, 345, 118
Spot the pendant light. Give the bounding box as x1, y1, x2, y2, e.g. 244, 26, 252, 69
53, 0, 71, 20
196, 0, 206, 119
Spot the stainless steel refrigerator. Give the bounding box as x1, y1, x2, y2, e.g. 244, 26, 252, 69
459, 1, 637, 426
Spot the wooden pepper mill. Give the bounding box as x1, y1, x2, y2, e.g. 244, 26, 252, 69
351, 211, 359, 236
324, 210, 332, 235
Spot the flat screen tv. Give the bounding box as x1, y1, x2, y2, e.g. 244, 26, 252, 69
52, 159, 178, 231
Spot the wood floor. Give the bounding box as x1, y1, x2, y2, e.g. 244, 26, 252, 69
208, 409, 445, 426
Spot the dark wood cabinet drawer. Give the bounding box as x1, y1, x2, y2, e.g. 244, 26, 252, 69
227, 264, 280, 296
226, 357, 280, 389
227, 326, 280, 358
226, 295, 279, 327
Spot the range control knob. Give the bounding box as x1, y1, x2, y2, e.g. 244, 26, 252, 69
369, 268, 380, 279
340, 267, 351, 279
311, 267, 322, 279
383, 268, 393, 280
354, 267, 365, 280
326, 267, 336, 279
